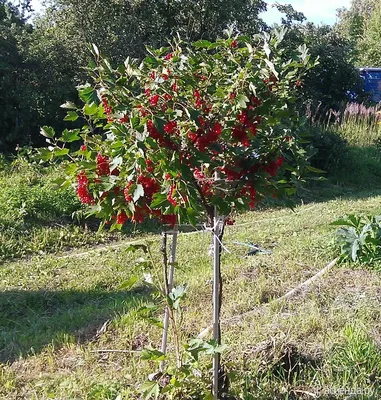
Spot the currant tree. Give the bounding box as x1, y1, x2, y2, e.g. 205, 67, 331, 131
39, 29, 315, 230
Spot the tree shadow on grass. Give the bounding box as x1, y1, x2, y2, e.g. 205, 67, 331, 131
303, 145, 381, 204
0, 286, 152, 363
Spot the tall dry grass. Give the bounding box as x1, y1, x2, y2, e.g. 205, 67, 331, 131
308, 102, 381, 146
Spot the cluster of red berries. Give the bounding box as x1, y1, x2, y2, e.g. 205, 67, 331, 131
193, 168, 213, 197
137, 175, 160, 198
123, 182, 133, 202
194, 89, 203, 109
116, 211, 128, 225
102, 96, 113, 122
121, 174, 177, 227
149, 94, 159, 106
220, 165, 242, 181
146, 159, 155, 173
147, 120, 176, 150
76, 152, 178, 226
168, 185, 177, 206
264, 156, 284, 177
164, 120, 177, 134
263, 74, 278, 91
231, 96, 262, 147
76, 172, 94, 205
96, 154, 110, 176
240, 184, 257, 209
188, 121, 222, 151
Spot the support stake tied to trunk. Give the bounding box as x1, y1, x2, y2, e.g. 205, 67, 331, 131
160, 228, 179, 372
212, 209, 225, 400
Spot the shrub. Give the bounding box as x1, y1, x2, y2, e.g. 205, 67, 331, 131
37, 30, 316, 230
309, 126, 348, 174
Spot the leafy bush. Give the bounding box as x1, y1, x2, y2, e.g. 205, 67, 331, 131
335, 146, 381, 187
309, 126, 348, 174
38, 30, 315, 230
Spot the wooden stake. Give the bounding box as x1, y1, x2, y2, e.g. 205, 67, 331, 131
160, 229, 178, 372
212, 208, 222, 400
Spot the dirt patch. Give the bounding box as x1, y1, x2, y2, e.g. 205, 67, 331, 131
245, 340, 321, 384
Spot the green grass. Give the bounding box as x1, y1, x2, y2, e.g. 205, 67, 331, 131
1, 123, 381, 399
1, 185, 381, 399
0, 157, 161, 262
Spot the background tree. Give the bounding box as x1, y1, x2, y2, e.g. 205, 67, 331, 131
337, 0, 381, 67
1, 0, 268, 152
0, 0, 77, 151
301, 24, 363, 109
269, 9, 362, 111
40, 0, 267, 65
0, 0, 34, 150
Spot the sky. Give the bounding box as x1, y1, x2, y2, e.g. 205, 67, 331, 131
29, 0, 352, 26
262, 0, 352, 25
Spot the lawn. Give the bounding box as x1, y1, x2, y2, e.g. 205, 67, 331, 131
1, 166, 381, 398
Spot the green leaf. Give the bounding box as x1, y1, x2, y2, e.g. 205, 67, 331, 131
284, 187, 296, 196
53, 148, 69, 157
264, 59, 279, 79
351, 239, 360, 262
141, 349, 166, 362
168, 285, 187, 310
92, 43, 100, 57
60, 129, 81, 143
84, 102, 99, 116
186, 207, 198, 226
187, 338, 204, 351
192, 40, 212, 48
263, 41, 271, 58
37, 148, 53, 162
141, 381, 160, 400
144, 56, 159, 68
119, 276, 139, 290
347, 214, 362, 227
246, 42, 253, 53
64, 111, 79, 121
133, 184, 144, 202
109, 156, 123, 171
78, 84, 98, 104
150, 193, 167, 208
64, 163, 78, 175
52, 177, 66, 186
184, 108, 200, 124
330, 218, 357, 227
236, 94, 249, 108
203, 340, 228, 355
306, 165, 326, 174
136, 130, 148, 142
135, 257, 152, 269
40, 126, 55, 139
125, 244, 148, 253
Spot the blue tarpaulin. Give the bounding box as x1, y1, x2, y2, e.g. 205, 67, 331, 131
359, 68, 381, 103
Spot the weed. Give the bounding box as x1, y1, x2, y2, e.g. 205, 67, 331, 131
332, 214, 381, 267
